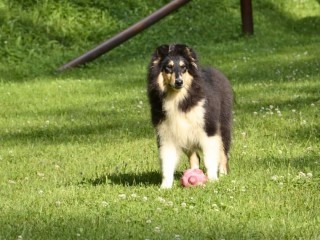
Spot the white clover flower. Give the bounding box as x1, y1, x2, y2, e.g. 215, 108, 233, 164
154, 227, 161, 233
157, 197, 166, 203
307, 172, 313, 178
166, 201, 173, 207
181, 202, 187, 208
101, 201, 108, 207
118, 194, 126, 199
175, 234, 181, 239
271, 175, 278, 181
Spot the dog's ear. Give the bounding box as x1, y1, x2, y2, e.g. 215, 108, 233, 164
175, 44, 198, 69
156, 45, 170, 59
150, 45, 169, 66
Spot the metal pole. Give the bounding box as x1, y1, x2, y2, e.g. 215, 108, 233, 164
240, 0, 254, 35
57, 0, 190, 72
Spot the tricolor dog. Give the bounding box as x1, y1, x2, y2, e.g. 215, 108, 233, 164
147, 44, 233, 188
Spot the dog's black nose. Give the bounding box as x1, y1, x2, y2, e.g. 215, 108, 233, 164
175, 78, 183, 88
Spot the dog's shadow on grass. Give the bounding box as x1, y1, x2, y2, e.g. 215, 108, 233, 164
80, 171, 184, 187
81, 171, 162, 187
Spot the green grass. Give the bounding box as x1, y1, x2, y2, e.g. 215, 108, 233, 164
1, 0, 320, 239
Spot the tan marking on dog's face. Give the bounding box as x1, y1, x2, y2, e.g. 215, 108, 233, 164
157, 73, 165, 92
162, 60, 174, 88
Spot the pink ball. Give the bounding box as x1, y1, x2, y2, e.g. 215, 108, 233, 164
181, 169, 207, 187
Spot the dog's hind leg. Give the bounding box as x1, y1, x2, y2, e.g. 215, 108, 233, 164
189, 152, 200, 169
202, 135, 224, 181
219, 151, 228, 175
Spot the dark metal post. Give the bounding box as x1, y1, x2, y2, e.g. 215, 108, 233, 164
57, 0, 190, 72
240, 0, 254, 35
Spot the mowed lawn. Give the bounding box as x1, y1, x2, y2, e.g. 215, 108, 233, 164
1, 0, 320, 239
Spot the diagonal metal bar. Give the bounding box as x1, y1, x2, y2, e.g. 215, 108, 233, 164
57, 0, 190, 72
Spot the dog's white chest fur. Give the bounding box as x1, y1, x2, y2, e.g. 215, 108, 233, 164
157, 97, 206, 149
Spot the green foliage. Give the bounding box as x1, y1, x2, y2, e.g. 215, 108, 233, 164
0, 0, 320, 239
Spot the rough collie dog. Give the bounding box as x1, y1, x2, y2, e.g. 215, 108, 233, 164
147, 44, 233, 188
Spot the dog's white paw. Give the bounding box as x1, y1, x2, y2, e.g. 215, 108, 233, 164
160, 179, 173, 189
207, 171, 219, 182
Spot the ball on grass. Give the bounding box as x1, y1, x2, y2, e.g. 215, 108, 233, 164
181, 169, 207, 187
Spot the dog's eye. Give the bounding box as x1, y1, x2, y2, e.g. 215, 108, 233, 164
165, 65, 173, 72
180, 65, 187, 73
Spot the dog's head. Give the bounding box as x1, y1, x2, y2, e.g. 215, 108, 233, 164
151, 44, 199, 91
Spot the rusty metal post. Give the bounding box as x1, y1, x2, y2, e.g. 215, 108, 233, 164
240, 0, 254, 35
57, 0, 190, 72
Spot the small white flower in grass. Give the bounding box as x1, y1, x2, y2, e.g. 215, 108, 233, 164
118, 194, 126, 199
175, 234, 181, 239
157, 197, 166, 203
101, 201, 108, 207
131, 193, 137, 198
311, 103, 315, 107
166, 201, 173, 207
253, 112, 258, 115
142, 196, 148, 201
154, 226, 161, 233
17, 236, 23, 240
307, 172, 313, 178
146, 219, 152, 224
292, 109, 296, 113
271, 175, 278, 181
298, 172, 306, 178
8, 180, 16, 184
189, 205, 194, 210
181, 202, 187, 208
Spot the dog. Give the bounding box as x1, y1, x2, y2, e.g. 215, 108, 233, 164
147, 44, 233, 188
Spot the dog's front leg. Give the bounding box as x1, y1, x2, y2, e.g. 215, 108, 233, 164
159, 142, 180, 189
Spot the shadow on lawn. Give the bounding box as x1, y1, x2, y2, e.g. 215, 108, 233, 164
80, 171, 161, 187
80, 171, 186, 187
